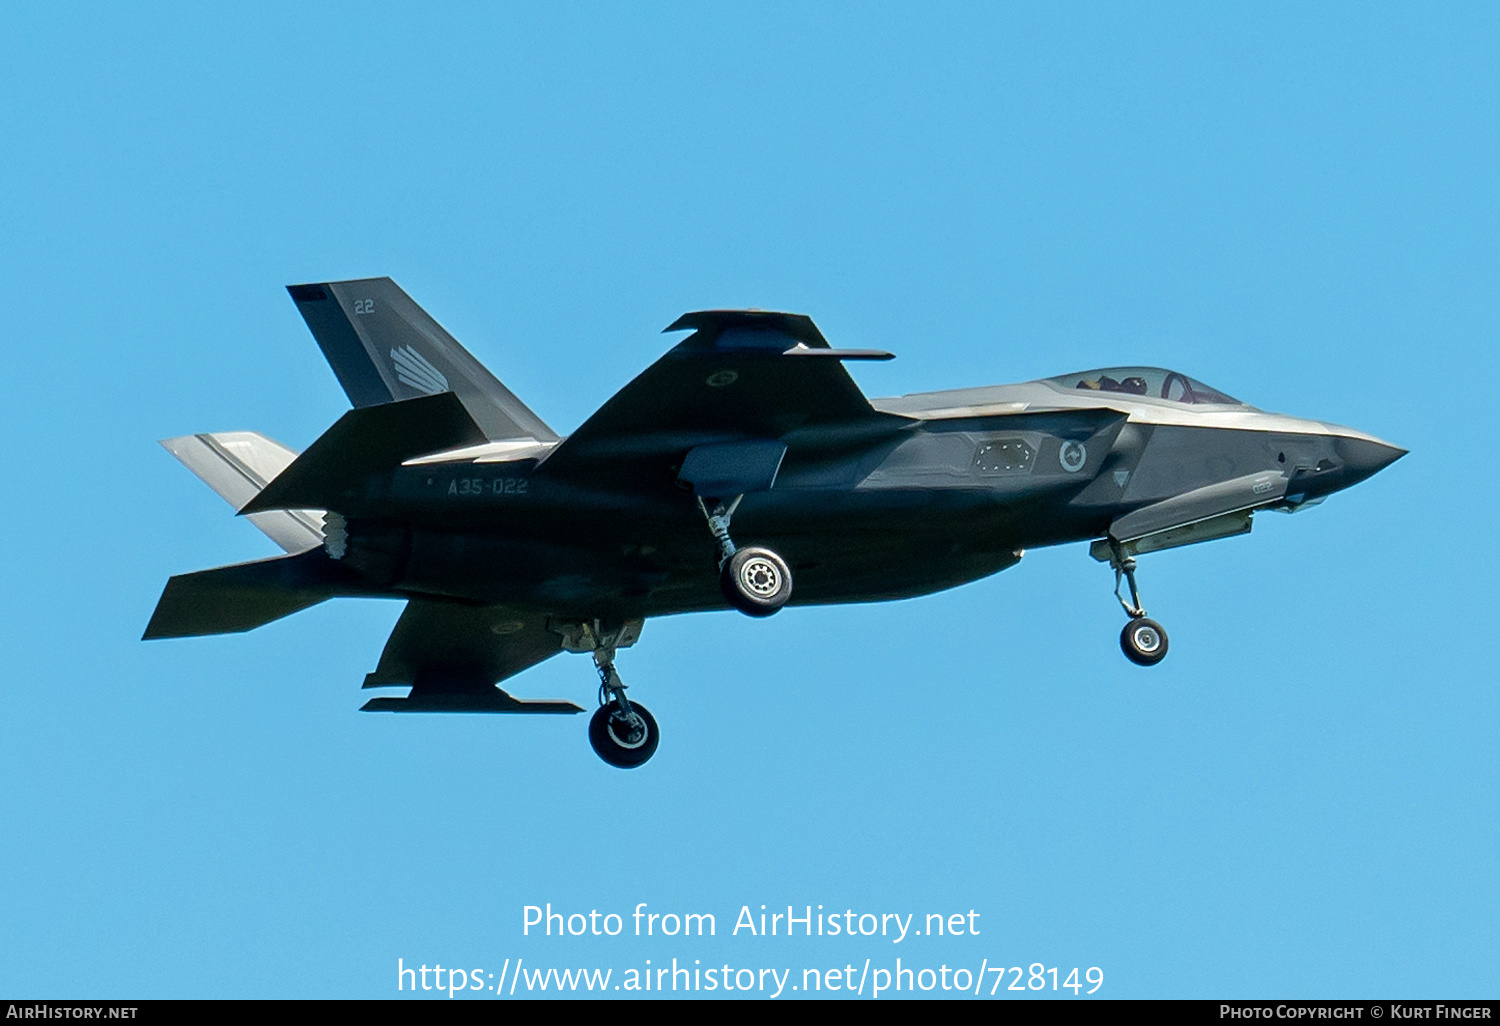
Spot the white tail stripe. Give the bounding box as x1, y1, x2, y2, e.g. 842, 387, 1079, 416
391, 345, 450, 395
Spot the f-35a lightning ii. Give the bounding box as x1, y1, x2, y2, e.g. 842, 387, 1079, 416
147, 278, 1404, 767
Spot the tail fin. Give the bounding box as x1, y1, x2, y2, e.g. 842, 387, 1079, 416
161, 432, 325, 553
143, 549, 356, 639
287, 278, 558, 443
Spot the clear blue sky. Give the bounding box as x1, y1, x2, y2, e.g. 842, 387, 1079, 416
1, 2, 1494, 1000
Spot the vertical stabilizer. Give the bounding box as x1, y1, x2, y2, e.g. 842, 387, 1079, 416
161, 432, 325, 553
286, 278, 558, 442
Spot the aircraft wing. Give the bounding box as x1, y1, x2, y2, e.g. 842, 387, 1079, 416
538, 310, 898, 482
359, 598, 582, 713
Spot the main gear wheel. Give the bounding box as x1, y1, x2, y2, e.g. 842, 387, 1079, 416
588, 701, 659, 768
720, 546, 793, 617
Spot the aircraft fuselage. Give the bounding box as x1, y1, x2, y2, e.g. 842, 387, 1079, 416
330, 382, 1400, 622
148, 282, 1404, 767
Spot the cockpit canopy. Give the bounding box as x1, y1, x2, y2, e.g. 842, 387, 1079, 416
1045, 367, 1245, 407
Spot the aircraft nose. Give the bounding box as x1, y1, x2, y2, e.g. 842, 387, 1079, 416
1333, 434, 1407, 485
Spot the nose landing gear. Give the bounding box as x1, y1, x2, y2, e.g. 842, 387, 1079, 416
1120, 616, 1168, 666
698, 496, 793, 617
1106, 542, 1169, 666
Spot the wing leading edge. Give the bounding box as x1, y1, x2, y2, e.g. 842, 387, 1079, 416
538, 310, 901, 481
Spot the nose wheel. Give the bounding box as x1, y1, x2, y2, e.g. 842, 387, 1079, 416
1120, 616, 1168, 666
1107, 542, 1169, 666
698, 496, 793, 617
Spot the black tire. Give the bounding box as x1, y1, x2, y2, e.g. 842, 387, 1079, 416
1121, 617, 1169, 666
720, 546, 793, 617
588, 701, 659, 768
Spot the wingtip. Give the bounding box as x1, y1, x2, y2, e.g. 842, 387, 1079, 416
662, 310, 828, 347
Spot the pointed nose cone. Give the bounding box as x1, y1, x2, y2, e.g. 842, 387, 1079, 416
1338, 432, 1404, 480
1334, 435, 1407, 486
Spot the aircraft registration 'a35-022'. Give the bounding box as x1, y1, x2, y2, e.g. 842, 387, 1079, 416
146, 278, 1405, 767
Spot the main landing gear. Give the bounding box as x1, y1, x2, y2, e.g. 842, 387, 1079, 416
557, 620, 659, 769
1106, 541, 1169, 667
588, 637, 658, 769
589, 646, 658, 769
698, 496, 793, 617
567, 496, 794, 768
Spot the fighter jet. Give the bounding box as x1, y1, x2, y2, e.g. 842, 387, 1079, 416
146, 278, 1404, 768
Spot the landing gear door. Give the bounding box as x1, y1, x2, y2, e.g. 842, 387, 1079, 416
1108, 471, 1288, 545
1091, 471, 1289, 562
677, 440, 788, 497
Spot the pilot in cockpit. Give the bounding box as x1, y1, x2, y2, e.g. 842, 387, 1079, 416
1076, 374, 1148, 395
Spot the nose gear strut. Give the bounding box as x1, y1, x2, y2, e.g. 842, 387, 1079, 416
696, 495, 793, 617
1106, 540, 1169, 666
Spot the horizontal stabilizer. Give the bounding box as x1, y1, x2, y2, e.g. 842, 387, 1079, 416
161, 432, 324, 553
143, 549, 358, 639
287, 277, 558, 442
242, 392, 486, 514
361, 688, 582, 714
